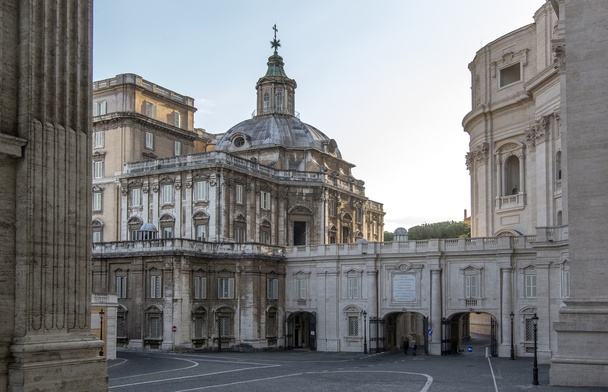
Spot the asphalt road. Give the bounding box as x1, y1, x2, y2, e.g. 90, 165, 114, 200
108, 350, 607, 392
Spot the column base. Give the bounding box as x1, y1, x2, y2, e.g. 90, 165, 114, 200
8, 333, 108, 392
550, 299, 608, 387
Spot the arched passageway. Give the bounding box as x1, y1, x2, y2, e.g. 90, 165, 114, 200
286, 311, 316, 350
441, 312, 497, 356
369, 312, 427, 354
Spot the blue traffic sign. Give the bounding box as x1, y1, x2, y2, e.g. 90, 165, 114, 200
467, 346, 473, 352
428, 328, 433, 335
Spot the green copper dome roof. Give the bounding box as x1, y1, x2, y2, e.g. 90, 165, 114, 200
265, 53, 289, 78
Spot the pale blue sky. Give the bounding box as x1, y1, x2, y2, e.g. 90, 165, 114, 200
93, 0, 545, 232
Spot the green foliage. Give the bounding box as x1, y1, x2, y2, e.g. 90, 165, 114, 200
407, 221, 470, 240
383, 231, 394, 242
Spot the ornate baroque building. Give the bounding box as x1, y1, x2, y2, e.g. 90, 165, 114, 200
93, 2, 608, 387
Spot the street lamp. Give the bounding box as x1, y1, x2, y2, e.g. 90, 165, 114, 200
510, 311, 515, 360
99, 309, 105, 357
532, 313, 539, 385
362, 311, 368, 354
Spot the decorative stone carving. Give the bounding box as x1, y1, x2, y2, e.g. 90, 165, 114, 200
466, 142, 489, 171
552, 38, 566, 72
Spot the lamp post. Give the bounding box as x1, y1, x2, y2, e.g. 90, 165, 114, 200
510, 311, 515, 360
99, 309, 105, 357
362, 311, 368, 354
532, 313, 539, 385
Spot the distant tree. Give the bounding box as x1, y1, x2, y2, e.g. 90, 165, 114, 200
383, 231, 394, 242
407, 221, 470, 240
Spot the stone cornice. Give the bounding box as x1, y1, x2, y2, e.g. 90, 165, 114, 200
0, 133, 27, 158
93, 112, 197, 142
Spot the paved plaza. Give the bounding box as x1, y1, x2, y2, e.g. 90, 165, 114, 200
107, 350, 607, 392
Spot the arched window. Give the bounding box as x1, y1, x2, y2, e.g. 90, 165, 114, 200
557, 210, 563, 227
193, 211, 209, 241
266, 306, 278, 337
159, 214, 175, 239
145, 305, 163, 348
263, 92, 270, 113
556, 150, 562, 181
260, 220, 271, 244
505, 155, 520, 195
117, 305, 128, 344
192, 306, 206, 343
128, 216, 142, 240
275, 90, 283, 112
92, 219, 104, 243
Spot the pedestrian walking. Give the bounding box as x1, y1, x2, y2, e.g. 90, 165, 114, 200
410, 337, 417, 356
403, 339, 408, 355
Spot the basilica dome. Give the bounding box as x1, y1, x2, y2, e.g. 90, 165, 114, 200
215, 115, 341, 158
214, 30, 341, 159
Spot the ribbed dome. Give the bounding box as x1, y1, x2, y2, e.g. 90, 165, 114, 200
215, 115, 342, 158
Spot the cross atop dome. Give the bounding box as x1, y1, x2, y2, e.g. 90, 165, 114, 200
270, 24, 281, 54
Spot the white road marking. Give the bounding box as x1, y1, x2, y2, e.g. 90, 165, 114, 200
171, 369, 433, 392
109, 364, 280, 389
110, 357, 199, 381
487, 357, 499, 392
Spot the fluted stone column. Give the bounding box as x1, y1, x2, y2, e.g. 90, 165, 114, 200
0, 1, 108, 390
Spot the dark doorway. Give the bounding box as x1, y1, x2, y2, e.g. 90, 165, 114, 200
286, 312, 316, 350
293, 221, 306, 245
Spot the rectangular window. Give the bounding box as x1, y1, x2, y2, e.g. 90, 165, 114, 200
297, 279, 307, 300
93, 130, 105, 148
162, 227, 173, 239
260, 230, 270, 245
131, 188, 141, 207
92, 230, 102, 243
149, 316, 161, 338
117, 314, 126, 338
465, 275, 478, 298
260, 191, 271, 210
145, 101, 157, 118
116, 276, 127, 298
173, 111, 181, 128
218, 277, 234, 299
347, 277, 359, 299
267, 313, 277, 336
499, 63, 521, 87
150, 275, 162, 299
356, 207, 363, 223
194, 315, 204, 339
194, 276, 206, 299
145, 131, 154, 150
329, 200, 337, 217
234, 226, 245, 242
525, 274, 537, 298
525, 318, 535, 341
219, 316, 231, 336
174, 141, 182, 156
160, 184, 173, 204
194, 181, 208, 201
93, 160, 104, 179
236, 184, 244, 204
348, 316, 359, 336
267, 278, 279, 300
95, 100, 107, 116
93, 192, 102, 212
196, 225, 207, 241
